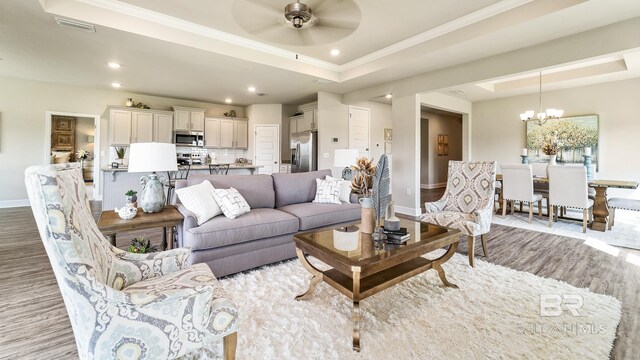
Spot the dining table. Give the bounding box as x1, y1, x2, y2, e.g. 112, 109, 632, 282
495, 175, 639, 232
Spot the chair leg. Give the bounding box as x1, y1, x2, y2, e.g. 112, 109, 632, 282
548, 205, 554, 228
582, 209, 588, 233
528, 202, 533, 223
519, 202, 523, 212
511, 201, 515, 215
609, 208, 615, 230
538, 200, 543, 219
480, 234, 488, 257
502, 199, 507, 217
467, 236, 475, 267
223, 332, 237, 360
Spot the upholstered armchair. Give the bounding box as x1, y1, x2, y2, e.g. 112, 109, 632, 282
421, 161, 497, 267
25, 163, 238, 360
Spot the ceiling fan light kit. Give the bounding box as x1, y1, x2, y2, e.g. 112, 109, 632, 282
520, 72, 564, 126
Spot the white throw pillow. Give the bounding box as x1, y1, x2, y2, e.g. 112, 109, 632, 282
326, 175, 351, 203
175, 180, 222, 225
212, 187, 251, 219
313, 178, 342, 205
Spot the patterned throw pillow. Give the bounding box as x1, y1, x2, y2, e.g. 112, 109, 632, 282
326, 175, 352, 203
313, 178, 342, 204
175, 180, 222, 225
212, 188, 251, 219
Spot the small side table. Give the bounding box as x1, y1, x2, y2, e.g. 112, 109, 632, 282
97, 205, 184, 250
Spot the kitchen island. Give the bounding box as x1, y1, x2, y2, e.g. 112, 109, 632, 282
101, 164, 262, 210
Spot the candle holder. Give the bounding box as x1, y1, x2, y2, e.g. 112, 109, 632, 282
520, 155, 529, 164
583, 155, 593, 180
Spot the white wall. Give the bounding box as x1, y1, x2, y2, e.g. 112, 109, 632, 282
246, 104, 282, 166
471, 78, 640, 187
317, 92, 348, 176
391, 93, 421, 216
0, 76, 245, 205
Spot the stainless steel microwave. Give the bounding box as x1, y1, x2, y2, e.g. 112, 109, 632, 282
174, 132, 204, 147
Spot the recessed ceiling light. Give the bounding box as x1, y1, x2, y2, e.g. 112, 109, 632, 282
111, 82, 122, 88
108, 62, 121, 69
248, 86, 256, 92
330, 49, 340, 56
225, 98, 232, 104
385, 94, 392, 99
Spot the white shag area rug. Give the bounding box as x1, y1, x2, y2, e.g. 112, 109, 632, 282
205, 251, 621, 360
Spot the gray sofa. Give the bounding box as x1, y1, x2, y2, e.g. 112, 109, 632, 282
174, 169, 360, 277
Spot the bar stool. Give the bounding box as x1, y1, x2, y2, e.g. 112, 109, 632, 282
209, 164, 230, 175
166, 164, 190, 204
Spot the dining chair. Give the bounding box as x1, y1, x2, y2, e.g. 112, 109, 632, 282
500, 164, 545, 223
24, 163, 238, 359
531, 163, 549, 196
209, 163, 230, 175
166, 164, 190, 204
607, 197, 640, 230
547, 165, 594, 232
421, 160, 497, 267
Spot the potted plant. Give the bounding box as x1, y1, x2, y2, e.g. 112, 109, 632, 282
127, 236, 157, 253
115, 146, 126, 165
125, 189, 137, 205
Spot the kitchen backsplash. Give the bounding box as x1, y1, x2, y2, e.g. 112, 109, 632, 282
108, 146, 248, 166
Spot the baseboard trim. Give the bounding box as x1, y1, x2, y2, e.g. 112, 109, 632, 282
395, 205, 422, 217
420, 183, 446, 190
0, 199, 30, 208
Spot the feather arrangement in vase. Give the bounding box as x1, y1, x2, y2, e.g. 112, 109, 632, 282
371, 154, 390, 225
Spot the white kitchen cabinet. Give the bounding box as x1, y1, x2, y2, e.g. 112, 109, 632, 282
204, 117, 221, 148
289, 117, 297, 135
234, 120, 248, 149
153, 113, 173, 143
220, 119, 234, 148
311, 109, 318, 130
109, 109, 132, 145
131, 111, 154, 143
173, 106, 206, 132
301, 111, 314, 131
190, 111, 205, 132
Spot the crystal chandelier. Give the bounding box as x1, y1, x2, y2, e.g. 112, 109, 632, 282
520, 72, 563, 125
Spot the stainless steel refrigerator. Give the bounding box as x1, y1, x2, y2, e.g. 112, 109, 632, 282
291, 130, 318, 173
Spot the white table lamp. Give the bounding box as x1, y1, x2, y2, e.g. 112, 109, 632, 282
128, 143, 178, 213
334, 148, 359, 180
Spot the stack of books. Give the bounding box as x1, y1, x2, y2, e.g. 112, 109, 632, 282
383, 227, 410, 244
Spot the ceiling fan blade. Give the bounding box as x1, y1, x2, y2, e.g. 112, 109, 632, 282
310, 0, 331, 14
296, 29, 316, 46
242, 0, 282, 17
247, 22, 283, 35
316, 18, 359, 31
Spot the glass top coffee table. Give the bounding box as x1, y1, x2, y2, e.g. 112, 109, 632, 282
293, 218, 461, 352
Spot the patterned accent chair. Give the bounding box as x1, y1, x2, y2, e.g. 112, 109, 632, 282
24, 163, 238, 360
421, 161, 497, 267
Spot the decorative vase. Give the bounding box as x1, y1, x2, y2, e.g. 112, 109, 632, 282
126, 194, 137, 206
125, 98, 133, 107
139, 173, 166, 213
549, 154, 557, 166
359, 197, 375, 234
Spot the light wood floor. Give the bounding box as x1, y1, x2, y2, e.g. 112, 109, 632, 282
0, 202, 638, 359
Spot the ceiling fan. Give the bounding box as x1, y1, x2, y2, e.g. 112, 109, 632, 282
232, 0, 361, 46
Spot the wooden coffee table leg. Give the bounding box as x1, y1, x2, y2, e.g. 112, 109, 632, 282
432, 242, 459, 289
295, 248, 323, 301
352, 268, 361, 352
107, 234, 116, 247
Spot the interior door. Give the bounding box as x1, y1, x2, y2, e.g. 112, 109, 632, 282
254, 125, 280, 174
349, 106, 370, 158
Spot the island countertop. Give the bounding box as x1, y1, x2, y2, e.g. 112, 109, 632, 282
102, 164, 261, 172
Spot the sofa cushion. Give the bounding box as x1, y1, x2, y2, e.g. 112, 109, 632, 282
175, 180, 222, 225
185, 208, 299, 250
212, 187, 251, 219
278, 202, 361, 231
185, 174, 275, 209
272, 169, 332, 208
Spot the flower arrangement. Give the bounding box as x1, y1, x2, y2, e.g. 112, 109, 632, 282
127, 236, 157, 253
351, 157, 376, 196
76, 149, 90, 160
542, 143, 557, 155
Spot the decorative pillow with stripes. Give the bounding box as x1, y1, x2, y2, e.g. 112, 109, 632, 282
212, 187, 251, 219
313, 178, 342, 205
